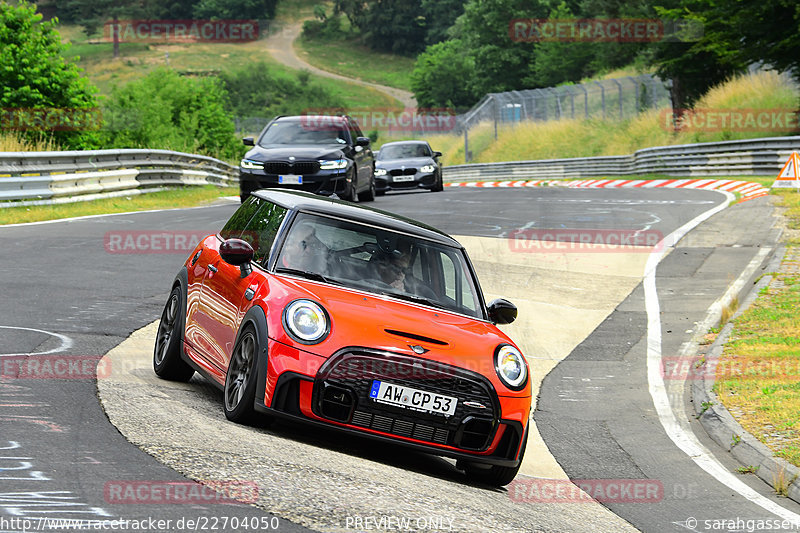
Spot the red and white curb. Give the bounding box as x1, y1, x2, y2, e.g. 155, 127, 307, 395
445, 179, 770, 202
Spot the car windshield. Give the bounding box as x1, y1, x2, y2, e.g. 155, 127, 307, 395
275, 213, 484, 319
259, 119, 349, 146
378, 144, 430, 160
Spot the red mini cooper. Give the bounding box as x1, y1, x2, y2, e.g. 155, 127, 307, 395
153, 190, 530, 486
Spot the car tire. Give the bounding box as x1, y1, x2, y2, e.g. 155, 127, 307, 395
153, 286, 195, 382
339, 170, 358, 202
240, 194, 248, 203
460, 427, 527, 487
358, 176, 376, 202
223, 325, 260, 424
431, 172, 444, 192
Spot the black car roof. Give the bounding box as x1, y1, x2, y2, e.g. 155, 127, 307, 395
252, 190, 459, 247
380, 140, 430, 146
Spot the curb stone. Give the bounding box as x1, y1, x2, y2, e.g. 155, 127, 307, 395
692, 244, 800, 502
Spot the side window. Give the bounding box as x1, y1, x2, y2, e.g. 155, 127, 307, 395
220, 196, 262, 239
241, 201, 288, 265
349, 119, 363, 141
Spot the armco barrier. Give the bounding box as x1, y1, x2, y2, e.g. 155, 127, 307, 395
0, 149, 238, 206
2, 136, 798, 205
443, 136, 800, 182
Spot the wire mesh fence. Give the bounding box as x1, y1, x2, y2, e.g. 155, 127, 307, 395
457, 74, 670, 161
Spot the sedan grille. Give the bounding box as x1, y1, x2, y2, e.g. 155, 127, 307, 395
313, 349, 499, 451
263, 161, 320, 175
389, 168, 417, 176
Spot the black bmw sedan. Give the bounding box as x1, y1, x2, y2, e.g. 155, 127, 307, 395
374, 140, 443, 195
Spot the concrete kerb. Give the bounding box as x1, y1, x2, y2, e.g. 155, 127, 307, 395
691, 244, 800, 502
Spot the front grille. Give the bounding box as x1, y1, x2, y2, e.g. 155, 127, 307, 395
264, 161, 320, 175
313, 350, 499, 451
389, 168, 417, 176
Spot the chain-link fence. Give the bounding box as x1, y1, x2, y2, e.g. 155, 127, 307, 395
457, 75, 670, 161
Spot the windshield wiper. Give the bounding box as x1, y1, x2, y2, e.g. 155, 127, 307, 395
274, 267, 341, 285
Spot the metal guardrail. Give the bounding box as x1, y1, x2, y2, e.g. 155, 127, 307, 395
2, 136, 798, 206
443, 136, 800, 181
0, 149, 238, 206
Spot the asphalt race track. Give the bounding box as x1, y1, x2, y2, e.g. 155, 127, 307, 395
0, 186, 795, 533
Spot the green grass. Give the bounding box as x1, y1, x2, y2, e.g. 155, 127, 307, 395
714, 186, 800, 467
296, 35, 416, 92
382, 71, 800, 165
0, 186, 235, 225
57, 25, 398, 111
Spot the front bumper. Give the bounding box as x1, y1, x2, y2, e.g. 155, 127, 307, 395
240, 168, 348, 197
256, 343, 529, 467
375, 172, 437, 193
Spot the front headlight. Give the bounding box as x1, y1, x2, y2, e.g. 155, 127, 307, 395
494, 344, 528, 390
420, 164, 436, 173
374, 168, 387, 176
319, 158, 347, 170
240, 159, 264, 170
283, 299, 330, 344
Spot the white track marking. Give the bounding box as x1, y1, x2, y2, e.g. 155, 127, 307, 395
0, 326, 73, 357
0, 199, 239, 228
645, 190, 800, 521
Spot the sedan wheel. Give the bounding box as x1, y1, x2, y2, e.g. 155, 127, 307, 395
223, 327, 259, 424
153, 287, 194, 382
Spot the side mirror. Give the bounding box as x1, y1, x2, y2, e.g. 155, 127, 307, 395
487, 298, 517, 325
356, 136, 371, 147
242, 137, 255, 146
433, 151, 442, 158
220, 239, 254, 278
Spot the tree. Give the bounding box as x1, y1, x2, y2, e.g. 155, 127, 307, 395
411, 39, 477, 109
360, 0, 428, 55
421, 0, 466, 45
0, 1, 100, 149
193, 0, 278, 20
102, 68, 239, 159
459, 0, 545, 95
647, 2, 745, 110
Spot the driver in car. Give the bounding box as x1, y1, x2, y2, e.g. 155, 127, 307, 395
374, 241, 436, 300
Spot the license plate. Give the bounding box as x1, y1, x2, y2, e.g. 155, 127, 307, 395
369, 380, 457, 416
279, 174, 302, 184
393, 175, 415, 182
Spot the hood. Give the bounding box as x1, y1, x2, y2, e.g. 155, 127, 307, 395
376, 157, 435, 169
245, 145, 345, 161
263, 275, 528, 396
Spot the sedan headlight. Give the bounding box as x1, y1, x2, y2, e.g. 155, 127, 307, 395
494, 344, 528, 390
240, 159, 264, 170
374, 168, 387, 176
319, 158, 347, 170
283, 299, 330, 344
420, 164, 436, 173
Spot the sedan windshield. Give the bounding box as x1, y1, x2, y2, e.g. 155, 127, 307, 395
259, 120, 349, 146
378, 144, 430, 160
275, 213, 484, 319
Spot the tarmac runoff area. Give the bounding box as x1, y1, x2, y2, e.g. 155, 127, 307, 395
97, 235, 650, 532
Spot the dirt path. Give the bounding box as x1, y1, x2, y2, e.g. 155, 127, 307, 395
264, 22, 417, 109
